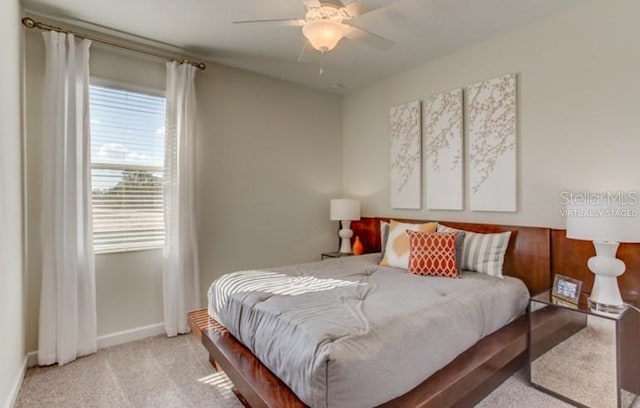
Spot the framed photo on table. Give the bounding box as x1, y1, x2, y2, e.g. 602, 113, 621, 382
552, 274, 583, 305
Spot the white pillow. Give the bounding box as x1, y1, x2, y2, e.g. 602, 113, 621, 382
380, 220, 438, 269
437, 225, 511, 278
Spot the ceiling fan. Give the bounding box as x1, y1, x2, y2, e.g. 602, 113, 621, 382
233, 0, 398, 61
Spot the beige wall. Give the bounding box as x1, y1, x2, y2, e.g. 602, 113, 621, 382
342, 0, 640, 229
195, 63, 343, 303
24, 30, 343, 352
0, 0, 25, 405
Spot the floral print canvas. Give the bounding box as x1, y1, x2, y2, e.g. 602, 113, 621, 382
467, 74, 517, 212
423, 88, 463, 210
390, 100, 422, 209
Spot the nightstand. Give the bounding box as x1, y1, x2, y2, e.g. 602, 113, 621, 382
321, 251, 353, 260
529, 290, 640, 408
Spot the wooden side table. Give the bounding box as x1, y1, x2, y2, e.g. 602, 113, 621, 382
321, 251, 353, 260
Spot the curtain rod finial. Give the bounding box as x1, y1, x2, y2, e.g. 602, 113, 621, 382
22, 17, 36, 28
196, 62, 206, 70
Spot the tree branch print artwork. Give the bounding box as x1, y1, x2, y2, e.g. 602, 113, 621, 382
423, 89, 463, 210
390, 100, 421, 209
467, 74, 517, 212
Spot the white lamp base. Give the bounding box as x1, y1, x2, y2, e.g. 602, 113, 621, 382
587, 241, 626, 315
339, 220, 353, 254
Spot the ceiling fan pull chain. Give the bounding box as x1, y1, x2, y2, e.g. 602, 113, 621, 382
319, 50, 325, 77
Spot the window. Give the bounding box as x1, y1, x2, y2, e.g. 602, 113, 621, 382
89, 82, 166, 254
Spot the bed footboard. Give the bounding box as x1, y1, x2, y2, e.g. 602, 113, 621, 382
188, 309, 532, 408
187, 309, 306, 408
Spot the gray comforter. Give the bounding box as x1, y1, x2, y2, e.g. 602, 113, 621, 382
208, 254, 529, 408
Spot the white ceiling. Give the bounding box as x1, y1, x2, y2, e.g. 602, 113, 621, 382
22, 0, 580, 92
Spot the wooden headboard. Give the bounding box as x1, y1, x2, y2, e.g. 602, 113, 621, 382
551, 229, 640, 303
350, 217, 552, 295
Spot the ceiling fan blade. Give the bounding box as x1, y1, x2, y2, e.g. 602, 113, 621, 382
233, 18, 305, 27
344, 0, 399, 18
301, 0, 345, 7
322, 0, 347, 7
343, 24, 394, 51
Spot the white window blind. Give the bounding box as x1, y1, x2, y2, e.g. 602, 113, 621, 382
89, 83, 166, 254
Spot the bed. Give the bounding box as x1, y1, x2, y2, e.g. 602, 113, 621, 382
189, 218, 553, 407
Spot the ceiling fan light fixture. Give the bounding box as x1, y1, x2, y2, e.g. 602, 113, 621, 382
302, 19, 344, 52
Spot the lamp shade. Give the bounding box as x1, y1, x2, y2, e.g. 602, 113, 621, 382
565, 202, 640, 243
302, 20, 344, 52
330, 199, 361, 221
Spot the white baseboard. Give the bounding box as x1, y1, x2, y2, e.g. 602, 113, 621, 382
3, 356, 27, 408
26, 352, 37, 368
97, 322, 165, 349
26, 322, 165, 367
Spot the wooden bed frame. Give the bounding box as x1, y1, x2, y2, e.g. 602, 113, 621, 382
188, 218, 553, 408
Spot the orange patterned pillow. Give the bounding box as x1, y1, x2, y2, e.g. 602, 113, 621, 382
406, 231, 459, 278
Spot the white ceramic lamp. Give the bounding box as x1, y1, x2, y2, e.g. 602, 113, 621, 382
565, 200, 640, 314
330, 199, 361, 253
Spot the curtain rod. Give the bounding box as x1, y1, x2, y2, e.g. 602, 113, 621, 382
21, 17, 206, 71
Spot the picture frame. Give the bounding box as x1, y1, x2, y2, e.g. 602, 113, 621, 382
551, 274, 583, 305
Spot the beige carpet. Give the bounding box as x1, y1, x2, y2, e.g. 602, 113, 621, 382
16, 334, 243, 408
14, 328, 635, 408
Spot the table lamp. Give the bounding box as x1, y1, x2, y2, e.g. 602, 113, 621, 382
330, 199, 361, 253
565, 200, 640, 314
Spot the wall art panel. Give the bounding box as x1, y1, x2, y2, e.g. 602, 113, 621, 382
467, 74, 517, 212
390, 100, 422, 209
423, 88, 463, 210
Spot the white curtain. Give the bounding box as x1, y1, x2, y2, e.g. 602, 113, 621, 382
163, 61, 200, 337
39, 31, 97, 366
